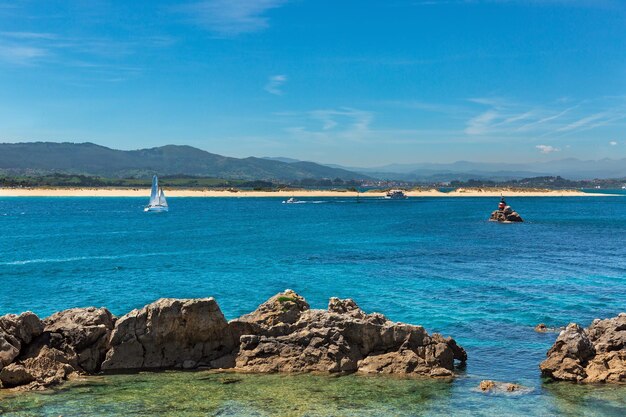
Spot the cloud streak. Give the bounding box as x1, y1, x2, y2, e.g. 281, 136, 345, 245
265, 74, 287, 95
536, 144, 560, 154
180, 0, 288, 36
415, 0, 621, 8
462, 97, 626, 139
0, 42, 48, 65
0, 31, 174, 84
276, 107, 377, 144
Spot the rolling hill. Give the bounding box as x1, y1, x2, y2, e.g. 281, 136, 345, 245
0, 142, 370, 181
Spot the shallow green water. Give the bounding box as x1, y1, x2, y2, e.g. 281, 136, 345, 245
0, 371, 624, 417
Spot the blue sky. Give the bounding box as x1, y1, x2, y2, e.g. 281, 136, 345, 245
0, 0, 625, 166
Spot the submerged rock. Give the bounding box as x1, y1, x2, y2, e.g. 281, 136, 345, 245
540, 313, 625, 383
535, 323, 564, 333
478, 380, 531, 394
0, 291, 467, 390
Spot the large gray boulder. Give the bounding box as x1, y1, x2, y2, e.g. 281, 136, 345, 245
44, 307, 115, 373
101, 298, 235, 370
0, 346, 76, 389
540, 313, 625, 383
0, 312, 43, 372
232, 291, 466, 376
1, 307, 116, 390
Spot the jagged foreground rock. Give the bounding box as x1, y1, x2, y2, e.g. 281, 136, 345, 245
101, 298, 235, 370
0, 307, 114, 389
230, 293, 466, 376
540, 313, 625, 383
0, 291, 466, 390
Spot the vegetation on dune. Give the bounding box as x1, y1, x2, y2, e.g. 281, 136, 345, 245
448, 176, 626, 190
0, 173, 624, 191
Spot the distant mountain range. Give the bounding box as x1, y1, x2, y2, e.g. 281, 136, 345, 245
323, 159, 626, 181
1, 142, 624, 182
0, 142, 369, 181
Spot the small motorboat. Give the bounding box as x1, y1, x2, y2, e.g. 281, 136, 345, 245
385, 189, 408, 199
283, 197, 299, 204
144, 175, 169, 212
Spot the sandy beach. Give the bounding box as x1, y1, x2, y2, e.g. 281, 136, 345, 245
0, 187, 614, 197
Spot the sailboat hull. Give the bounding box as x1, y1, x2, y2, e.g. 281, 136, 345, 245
144, 205, 168, 213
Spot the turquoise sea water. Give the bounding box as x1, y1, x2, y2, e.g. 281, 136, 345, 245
1, 195, 625, 416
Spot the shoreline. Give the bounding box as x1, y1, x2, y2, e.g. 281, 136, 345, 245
0, 188, 617, 197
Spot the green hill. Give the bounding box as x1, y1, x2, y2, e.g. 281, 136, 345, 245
0, 142, 369, 181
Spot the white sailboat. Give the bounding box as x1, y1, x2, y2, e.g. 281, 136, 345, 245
144, 175, 169, 212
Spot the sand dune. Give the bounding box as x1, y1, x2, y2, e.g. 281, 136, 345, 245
0, 187, 613, 197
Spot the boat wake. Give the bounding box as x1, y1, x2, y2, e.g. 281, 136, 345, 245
1, 251, 196, 266
283, 200, 326, 204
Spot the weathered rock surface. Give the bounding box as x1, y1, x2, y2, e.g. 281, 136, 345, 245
540, 313, 625, 383
1, 307, 116, 389
535, 323, 565, 333
232, 291, 467, 377
489, 208, 523, 223
478, 380, 531, 394
0, 346, 76, 389
44, 307, 115, 373
0, 312, 43, 372
0, 291, 467, 390
102, 298, 235, 370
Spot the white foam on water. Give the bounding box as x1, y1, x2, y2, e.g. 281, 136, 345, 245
1, 251, 198, 266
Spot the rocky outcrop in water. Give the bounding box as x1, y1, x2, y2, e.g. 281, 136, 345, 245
540, 313, 625, 383
489, 207, 523, 223
232, 292, 466, 376
102, 298, 235, 370
0, 307, 115, 389
0, 291, 467, 390
0, 312, 43, 372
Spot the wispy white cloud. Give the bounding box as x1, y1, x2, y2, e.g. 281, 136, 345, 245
463, 96, 626, 139
265, 74, 287, 95
609, 140, 618, 146
536, 144, 560, 154
274, 107, 467, 147
465, 110, 499, 135
276, 107, 376, 143
0, 30, 174, 83
180, 0, 288, 36
556, 113, 610, 132
414, 0, 620, 8
0, 42, 48, 65
0, 31, 58, 40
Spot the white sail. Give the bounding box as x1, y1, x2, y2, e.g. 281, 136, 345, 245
145, 175, 168, 212
158, 188, 168, 207
149, 175, 159, 206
